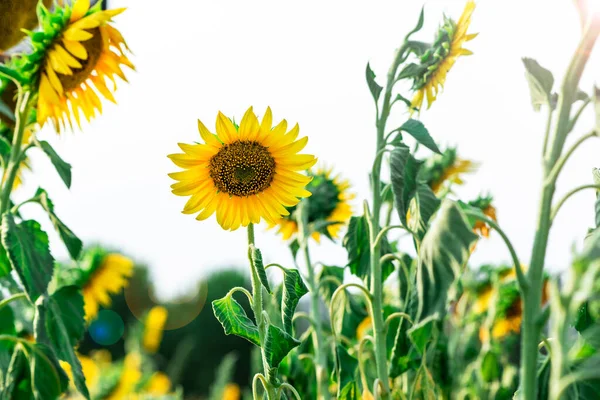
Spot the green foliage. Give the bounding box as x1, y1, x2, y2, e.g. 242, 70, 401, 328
366, 63, 383, 103
397, 119, 441, 154
212, 293, 261, 347
264, 325, 300, 370
522, 57, 555, 111
251, 246, 271, 294
390, 144, 422, 227
281, 267, 308, 335
37, 141, 72, 188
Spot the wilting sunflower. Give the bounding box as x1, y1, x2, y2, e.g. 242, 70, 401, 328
420, 147, 478, 194
469, 195, 497, 237
411, 1, 477, 111
22, 0, 133, 130
142, 306, 168, 354
82, 252, 134, 321
273, 167, 354, 242
169, 107, 316, 231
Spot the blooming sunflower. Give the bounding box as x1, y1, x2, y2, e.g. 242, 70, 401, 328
81, 252, 134, 321
273, 167, 354, 242
411, 1, 477, 111
142, 306, 168, 354
420, 147, 478, 194
469, 195, 497, 238
169, 107, 316, 231
23, 0, 133, 130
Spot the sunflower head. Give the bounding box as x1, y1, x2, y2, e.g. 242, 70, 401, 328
469, 195, 497, 237
169, 107, 317, 231
142, 306, 168, 354
273, 167, 354, 242
18, 0, 133, 131
143, 372, 172, 395
79, 248, 135, 321
420, 147, 478, 194
410, 1, 477, 111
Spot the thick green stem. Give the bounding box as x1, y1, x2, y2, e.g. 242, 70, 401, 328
297, 204, 330, 400
247, 224, 277, 399
521, 17, 600, 400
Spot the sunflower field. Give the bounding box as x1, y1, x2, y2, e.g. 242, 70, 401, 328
1, 0, 600, 399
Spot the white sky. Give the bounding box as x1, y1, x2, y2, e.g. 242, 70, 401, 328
19, 0, 600, 298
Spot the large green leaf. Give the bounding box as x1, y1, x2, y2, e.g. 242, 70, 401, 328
398, 119, 441, 154
212, 294, 260, 346
1, 345, 28, 399
415, 201, 478, 321
335, 344, 359, 399
37, 141, 72, 189
338, 381, 360, 400
250, 246, 270, 294
0, 245, 10, 279
317, 265, 344, 303
38, 286, 89, 399
281, 268, 308, 335
0, 306, 16, 372
1, 216, 54, 302
390, 144, 422, 226
407, 315, 436, 354
27, 343, 69, 400
264, 324, 300, 370
330, 288, 368, 340
522, 58, 554, 111
408, 183, 441, 240
35, 188, 82, 260
405, 7, 425, 41
365, 63, 383, 103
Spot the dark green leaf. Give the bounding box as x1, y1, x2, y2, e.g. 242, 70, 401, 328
289, 239, 300, 261
416, 201, 478, 321
35, 188, 82, 260
0, 245, 10, 279
0, 305, 16, 372
330, 288, 368, 340
0, 137, 11, 162
390, 144, 422, 226
281, 268, 308, 334
264, 324, 300, 369
317, 265, 344, 303
38, 141, 72, 188
394, 93, 413, 109
397, 63, 427, 81
212, 294, 260, 346
405, 7, 425, 40
480, 350, 500, 382
399, 119, 441, 154
250, 246, 270, 294
0, 65, 22, 85
1, 345, 28, 399
1, 215, 54, 302
338, 381, 359, 400
0, 99, 14, 122
407, 315, 436, 354
28, 343, 69, 400
522, 58, 554, 111
39, 286, 89, 399
408, 183, 441, 240
366, 63, 383, 103
335, 344, 359, 398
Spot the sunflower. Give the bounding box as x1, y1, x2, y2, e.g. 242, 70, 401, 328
273, 167, 354, 242
60, 354, 100, 395
144, 372, 172, 395
24, 0, 133, 131
169, 107, 316, 231
82, 252, 134, 321
420, 147, 478, 194
411, 1, 477, 111
106, 353, 142, 400
0, 0, 52, 52
469, 195, 497, 238
142, 306, 168, 354
222, 383, 242, 400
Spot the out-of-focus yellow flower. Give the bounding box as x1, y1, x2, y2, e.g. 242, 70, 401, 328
30, 0, 134, 130
356, 316, 372, 340
83, 253, 134, 321
430, 158, 477, 194
142, 306, 168, 353
106, 353, 142, 400
273, 167, 354, 242
411, 1, 477, 111
0, 0, 52, 51
144, 372, 172, 395
60, 354, 100, 395
222, 383, 241, 400
168, 107, 316, 230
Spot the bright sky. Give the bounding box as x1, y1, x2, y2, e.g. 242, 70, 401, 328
20, 0, 600, 298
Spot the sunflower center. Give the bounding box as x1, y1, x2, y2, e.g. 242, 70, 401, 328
209, 140, 276, 197
58, 28, 104, 91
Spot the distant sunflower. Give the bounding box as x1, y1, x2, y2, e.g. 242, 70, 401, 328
82, 252, 134, 321
25, 0, 133, 130
144, 372, 172, 395
411, 1, 477, 111
421, 147, 478, 194
222, 383, 241, 400
142, 306, 168, 354
469, 195, 497, 238
273, 167, 354, 242
169, 107, 316, 231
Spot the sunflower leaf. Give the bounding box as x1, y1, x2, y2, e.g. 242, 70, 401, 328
408, 183, 441, 240
0, 244, 10, 279
0, 305, 16, 374
390, 144, 423, 227
407, 315, 437, 354
1, 215, 54, 302
28, 342, 70, 400
317, 265, 344, 303
0, 65, 21, 85
0, 136, 11, 163
212, 294, 260, 347
399, 119, 441, 154
37, 141, 72, 189
34, 188, 82, 260
335, 344, 359, 398
250, 246, 270, 294
416, 201, 478, 321
406, 7, 425, 41
281, 268, 308, 335
36, 286, 89, 399
522, 58, 554, 111
366, 63, 383, 103
1, 345, 28, 399
0, 100, 14, 123
264, 324, 300, 370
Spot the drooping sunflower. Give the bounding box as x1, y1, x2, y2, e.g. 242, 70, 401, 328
169, 107, 317, 231
411, 1, 477, 111
22, 0, 133, 130
142, 306, 168, 354
81, 251, 134, 321
273, 167, 354, 242
468, 195, 497, 238
420, 147, 478, 194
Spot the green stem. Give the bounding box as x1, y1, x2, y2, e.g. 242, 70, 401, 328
0, 91, 31, 215
547, 130, 598, 184
0, 292, 27, 312
551, 184, 600, 220
297, 203, 330, 400
367, 43, 408, 398
246, 224, 277, 399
